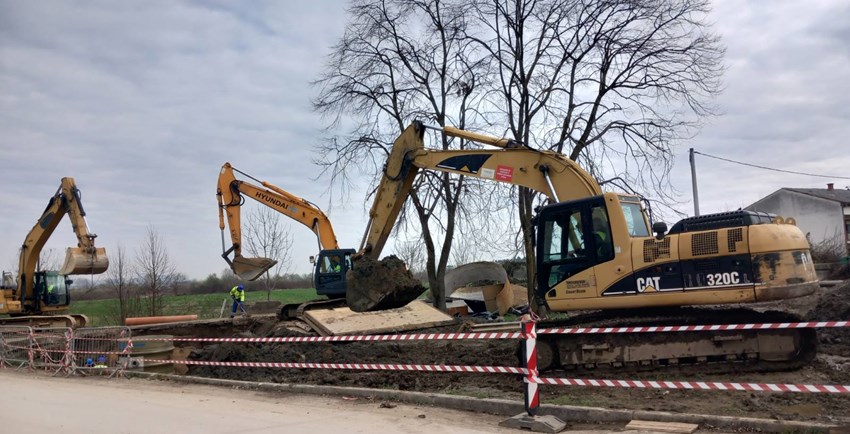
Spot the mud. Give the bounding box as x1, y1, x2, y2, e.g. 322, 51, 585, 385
346, 256, 426, 312
139, 281, 850, 426
807, 281, 850, 357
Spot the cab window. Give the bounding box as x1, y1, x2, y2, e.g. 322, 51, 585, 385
621, 202, 650, 237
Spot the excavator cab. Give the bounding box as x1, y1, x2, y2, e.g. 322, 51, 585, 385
35, 271, 71, 308
314, 249, 355, 298
537, 196, 616, 291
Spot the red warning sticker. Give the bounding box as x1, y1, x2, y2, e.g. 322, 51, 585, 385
495, 165, 513, 181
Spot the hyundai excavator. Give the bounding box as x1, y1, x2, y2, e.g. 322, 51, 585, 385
228, 122, 818, 372
0, 177, 109, 328
217, 163, 354, 298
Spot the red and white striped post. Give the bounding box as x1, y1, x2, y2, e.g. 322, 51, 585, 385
521, 321, 539, 416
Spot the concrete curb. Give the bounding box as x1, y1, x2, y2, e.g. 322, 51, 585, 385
125, 372, 840, 433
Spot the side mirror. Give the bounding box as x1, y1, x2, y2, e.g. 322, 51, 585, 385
652, 222, 668, 240
66, 279, 74, 286
309, 256, 315, 265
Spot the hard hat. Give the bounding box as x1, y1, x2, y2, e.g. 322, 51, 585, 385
86, 358, 93, 365
97, 356, 107, 362
238, 284, 244, 290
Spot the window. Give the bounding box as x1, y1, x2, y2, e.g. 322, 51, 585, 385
621, 202, 650, 237
540, 207, 590, 287
591, 205, 614, 262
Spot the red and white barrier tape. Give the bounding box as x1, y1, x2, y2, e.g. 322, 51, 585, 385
123, 321, 849, 344
132, 332, 521, 343
538, 321, 849, 335
534, 377, 850, 393
141, 359, 525, 374
138, 358, 850, 394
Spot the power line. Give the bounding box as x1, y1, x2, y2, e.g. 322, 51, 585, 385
693, 150, 850, 180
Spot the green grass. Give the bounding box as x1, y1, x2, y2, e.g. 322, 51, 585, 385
70, 288, 318, 327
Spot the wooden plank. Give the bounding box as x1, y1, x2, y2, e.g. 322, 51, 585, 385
626, 420, 698, 433
303, 300, 455, 336
471, 321, 521, 332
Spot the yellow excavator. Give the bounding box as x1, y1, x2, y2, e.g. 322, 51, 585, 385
228, 122, 818, 371
0, 177, 109, 328
368, 122, 819, 371
217, 163, 355, 299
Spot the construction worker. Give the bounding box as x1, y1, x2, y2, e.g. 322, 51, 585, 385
331, 256, 342, 273
229, 284, 247, 318
592, 214, 613, 261
45, 283, 56, 304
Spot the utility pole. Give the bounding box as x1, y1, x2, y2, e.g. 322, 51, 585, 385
689, 148, 700, 216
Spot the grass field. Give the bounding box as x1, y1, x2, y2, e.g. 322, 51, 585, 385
70, 288, 319, 327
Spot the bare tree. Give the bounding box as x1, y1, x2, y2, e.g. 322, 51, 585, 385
37, 248, 62, 272
242, 207, 293, 300
105, 243, 142, 323
135, 225, 178, 316
467, 0, 723, 309
393, 234, 426, 276
314, 0, 489, 310
315, 0, 722, 313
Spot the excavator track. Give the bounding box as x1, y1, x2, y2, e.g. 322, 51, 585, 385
534, 307, 817, 375
0, 314, 89, 329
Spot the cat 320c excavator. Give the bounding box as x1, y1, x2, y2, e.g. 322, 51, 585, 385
0, 177, 109, 328
232, 122, 819, 372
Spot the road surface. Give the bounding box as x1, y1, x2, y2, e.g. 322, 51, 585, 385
0, 370, 537, 433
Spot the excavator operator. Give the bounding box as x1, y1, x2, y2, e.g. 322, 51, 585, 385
592, 212, 614, 261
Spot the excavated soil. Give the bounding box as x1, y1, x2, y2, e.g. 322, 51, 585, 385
144, 281, 850, 426
346, 255, 426, 312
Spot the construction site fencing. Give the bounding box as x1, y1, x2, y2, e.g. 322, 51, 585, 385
0, 326, 33, 369
0, 326, 133, 376
70, 326, 133, 376
129, 319, 850, 418
3, 320, 850, 417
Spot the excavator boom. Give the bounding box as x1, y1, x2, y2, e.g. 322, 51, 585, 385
349, 121, 605, 311
217, 162, 340, 281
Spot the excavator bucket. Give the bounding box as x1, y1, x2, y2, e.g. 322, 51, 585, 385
59, 247, 109, 275
232, 255, 277, 281
346, 256, 426, 312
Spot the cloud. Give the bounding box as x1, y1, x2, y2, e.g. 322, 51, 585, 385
668, 0, 850, 217
0, 0, 355, 278
1, 0, 848, 280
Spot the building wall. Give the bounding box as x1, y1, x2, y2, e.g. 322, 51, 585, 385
745, 191, 845, 251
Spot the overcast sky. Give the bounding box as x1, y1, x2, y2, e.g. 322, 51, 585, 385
2, 0, 848, 281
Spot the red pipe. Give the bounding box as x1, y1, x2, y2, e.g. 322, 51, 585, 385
124, 315, 198, 326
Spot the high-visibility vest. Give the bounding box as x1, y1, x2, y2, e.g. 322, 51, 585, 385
229, 286, 245, 302
47, 284, 55, 294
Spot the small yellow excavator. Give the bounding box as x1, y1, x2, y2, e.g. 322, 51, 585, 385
0, 177, 109, 328
216, 162, 354, 299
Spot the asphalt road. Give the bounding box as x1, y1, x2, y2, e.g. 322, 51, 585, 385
0, 370, 534, 433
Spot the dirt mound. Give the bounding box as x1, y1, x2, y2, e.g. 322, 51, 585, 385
806, 280, 850, 357
346, 255, 426, 312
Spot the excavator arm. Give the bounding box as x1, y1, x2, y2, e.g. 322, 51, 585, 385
13, 177, 108, 314
359, 121, 602, 256
348, 121, 607, 311
217, 162, 340, 280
